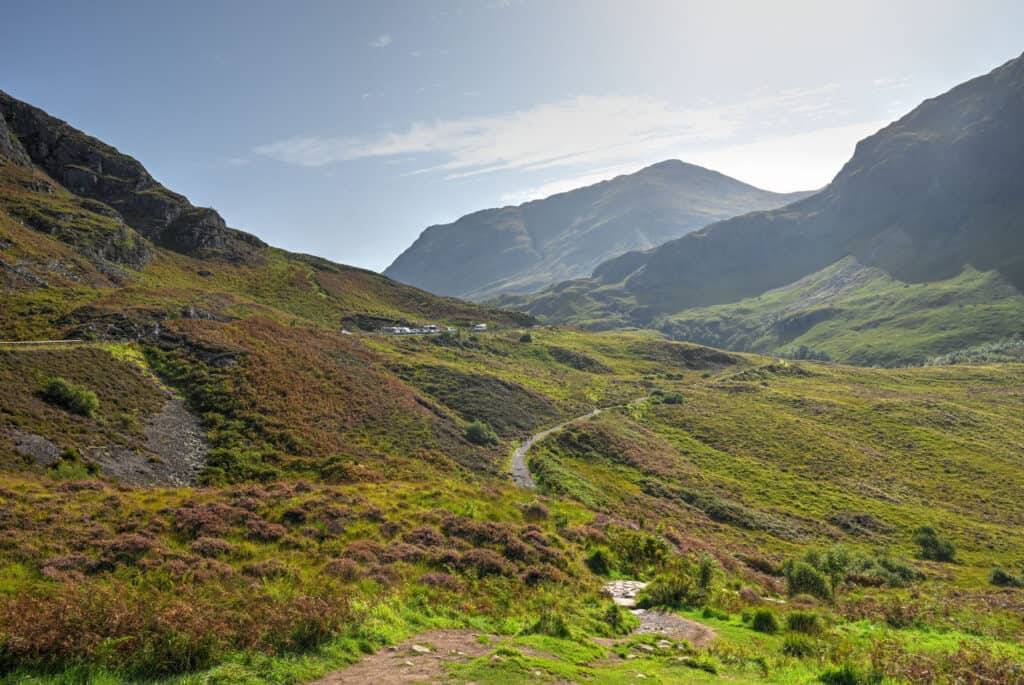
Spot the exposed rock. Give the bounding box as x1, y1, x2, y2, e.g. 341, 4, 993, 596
10, 430, 62, 467
0, 90, 266, 264
0, 110, 31, 166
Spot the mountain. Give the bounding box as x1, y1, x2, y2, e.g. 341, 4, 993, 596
384, 160, 812, 301
499, 53, 1024, 364
4, 87, 1024, 683
0, 90, 532, 334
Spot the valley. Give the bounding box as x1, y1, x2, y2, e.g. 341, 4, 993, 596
0, 35, 1023, 685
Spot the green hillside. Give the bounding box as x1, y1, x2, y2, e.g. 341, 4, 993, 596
2, 86, 1024, 684
658, 258, 1024, 366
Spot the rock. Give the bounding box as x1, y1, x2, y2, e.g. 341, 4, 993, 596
411, 644, 431, 654
0, 90, 266, 265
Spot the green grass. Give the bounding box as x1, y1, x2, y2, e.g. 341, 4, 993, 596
658, 258, 1024, 366
3, 161, 1024, 683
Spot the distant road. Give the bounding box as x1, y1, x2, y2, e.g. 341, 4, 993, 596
510, 396, 649, 489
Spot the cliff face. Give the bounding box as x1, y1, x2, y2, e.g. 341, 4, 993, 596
0, 91, 265, 265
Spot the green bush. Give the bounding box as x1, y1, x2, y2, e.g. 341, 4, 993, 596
42, 377, 100, 417
818, 663, 883, 685
782, 633, 818, 657
526, 610, 571, 638
912, 526, 956, 562
606, 528, 669, 576
751, 608, 779, 633
989, 566, 1024, 588
586, 547, 614, 576
637, 572, 700, 609
464, 420, 498, 445
785, 611, 822, 635
519, 333, 533, 343
784, 560, 832, 600
696, 553, 717, 591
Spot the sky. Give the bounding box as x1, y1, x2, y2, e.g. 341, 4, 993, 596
2, 1, 1023, 272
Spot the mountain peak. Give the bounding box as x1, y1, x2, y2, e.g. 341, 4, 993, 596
384, 161, 812, 300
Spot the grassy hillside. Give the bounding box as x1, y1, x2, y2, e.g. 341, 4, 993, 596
658, 258, 1024, 366
3, 92, 1024, 684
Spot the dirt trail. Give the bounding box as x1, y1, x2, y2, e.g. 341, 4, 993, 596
312, 583, 717, 684
308, 629, 500, 685
510, 397, 648, 489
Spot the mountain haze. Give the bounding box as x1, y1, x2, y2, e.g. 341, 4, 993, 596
384, 160, 812, 300
500, 52, 1024, 363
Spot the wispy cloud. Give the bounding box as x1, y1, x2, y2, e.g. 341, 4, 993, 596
254, 87, 838, 173
499, 119, 888, 201
369, 34, 392, 48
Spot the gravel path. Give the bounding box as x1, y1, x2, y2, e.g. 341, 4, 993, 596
510, 397, 648, 489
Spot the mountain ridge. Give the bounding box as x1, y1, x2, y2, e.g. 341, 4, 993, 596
498, 51, 1024, 363
384, 159, 812, 300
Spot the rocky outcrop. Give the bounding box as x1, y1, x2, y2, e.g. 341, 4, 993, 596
0, 91, 265, 263
0, 111, 31, 166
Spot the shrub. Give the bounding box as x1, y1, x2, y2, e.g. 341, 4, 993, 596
42, 377, 100, 417
911, 526, 956, 562
989, 566, 1024, 587
782, 633, 818, 657
526, 610, 571, 639
660, 391, 684, 404
751, 608, 779, 634
521, 501, 549, 522
818, 663, 882, 685
459, 548, 513, 578
190, 537, 235, 558
519, 333, 533, 343
637, 572, 700, 609
323, 558, 362, 581
785, 610, 822, 635
464, 420, 498, 445
607, 527, 669, 575
697, 553, 717, 591
784, 560, 832, 600
586, 547, 614, 576
602, 604, 631, 634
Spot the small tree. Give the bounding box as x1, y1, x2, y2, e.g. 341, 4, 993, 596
912, 526, 956, 562
464, 420, 498, 445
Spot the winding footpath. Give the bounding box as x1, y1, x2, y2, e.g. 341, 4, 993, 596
510, 397, 648, 488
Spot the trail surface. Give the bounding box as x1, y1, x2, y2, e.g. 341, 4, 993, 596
510, 397, 648, 489
602, 580, 717, 646
312, 583, 715, 684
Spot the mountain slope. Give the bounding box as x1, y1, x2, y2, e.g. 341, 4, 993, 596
0, 90, 532, 334
4, 88, 1024, 685
384, 160, 812, 300
659, 257, 1024, 366
500, 53, 1024, 361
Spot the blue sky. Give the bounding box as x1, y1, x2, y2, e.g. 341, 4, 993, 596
2, 1, 1023, 271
